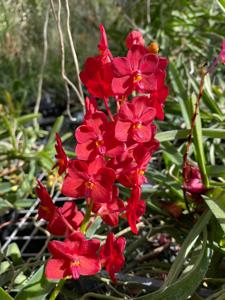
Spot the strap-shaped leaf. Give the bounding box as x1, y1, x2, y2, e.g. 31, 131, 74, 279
0, 288, 14, 300
204, 188, 225, 234
15, 265, 54, 300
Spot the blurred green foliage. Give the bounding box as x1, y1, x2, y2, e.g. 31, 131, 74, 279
0, 1, 225, 299
0, 0, 224, 111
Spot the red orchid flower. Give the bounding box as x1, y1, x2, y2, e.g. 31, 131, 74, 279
115, 96, 156, 143
106, 150, 135, 177
36, 181, 83, 235
118, 144, 152, 187
75, 112, 124, 161
112, 45, 161, 95
54, 133, 68, 175
80, 57, 114, 98
100, 232, 126, 282
80, 25, 114, 98
93, 186, 125, 227
48, 201, 84, 236
45, 232, 101, 280
183, 162, 206, 195
126, 186, 146, 234
36, 180, 56, 221
126, 30, 145, 49
61, 157, 116, 203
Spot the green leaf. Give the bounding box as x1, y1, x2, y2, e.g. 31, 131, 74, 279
217, 0, 225, 13
16, 113, 41, 125
15, 265, 54, 300
207, 165, 225, 176
162, 209, 211, 286
0, 198, 13, 213
186, 71, 222, 115
0, 288, 14, 300
138, 230, 210, 300
44, 116, 64, 150
156, 128, 225, 142
0, 183, 12, 195
86, 216, 102, 239
204, 188, 225, 233
5, 243, 22, 265
169, 62, 190, 128
0, 261, 13, 286
161, 142, 183, 166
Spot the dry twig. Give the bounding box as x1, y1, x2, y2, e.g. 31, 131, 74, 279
50, 0, 85, 121
34, 5, 50, 129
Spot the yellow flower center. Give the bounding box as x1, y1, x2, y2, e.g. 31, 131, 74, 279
138, 169, 145, 175
71, 260, 80, 267
85, 181, 95, 189
95, 139, 104, 147
133, 122, 142, 129
133, 73, 142, 83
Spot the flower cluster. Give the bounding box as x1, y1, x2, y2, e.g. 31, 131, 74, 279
36, 25, 168, 282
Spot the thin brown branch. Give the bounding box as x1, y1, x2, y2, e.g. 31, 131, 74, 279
182, 67, 207, 179
34, 5, 49, 129
64, 0, 84, 105
50, 0, 84, 121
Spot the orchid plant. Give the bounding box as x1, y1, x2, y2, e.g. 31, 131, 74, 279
35, 24, 225, 299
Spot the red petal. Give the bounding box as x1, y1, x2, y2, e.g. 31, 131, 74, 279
61, 175, 85, 198
45, 259, 69, 280
75, 125, 96, 143
132, 125, 152, 143
87, 157, 105, 175
79, 256, 101, 276
112, 76, 133, 95
141, 73, 158, 92
127, 45, 148, 70
79, 239, 100, 257
85, 112, 107, 133
98, 24, 109, 52
140, 107, 156, 124
119, 102, 135, 121
115, 120, 131, 142
158, 57, 168, 70
116, 237, 126, 252
112, 57, 131, 76
76, 141, 97, 161
48, 240, 75, 262
47, 211, 66, 236
91, 181, 111, 203
61, 161, 88, 198
140, 53, 158, 74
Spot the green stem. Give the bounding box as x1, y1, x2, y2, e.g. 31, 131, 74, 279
80, 199, 93, 233
49, 279, 65, 300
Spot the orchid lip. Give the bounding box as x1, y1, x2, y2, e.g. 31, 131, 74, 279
70, 259, 80, 280
138, 169, 145, 175
133, 122, 142, 129
95, 139, 104, 147
133, 71, 142, 83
